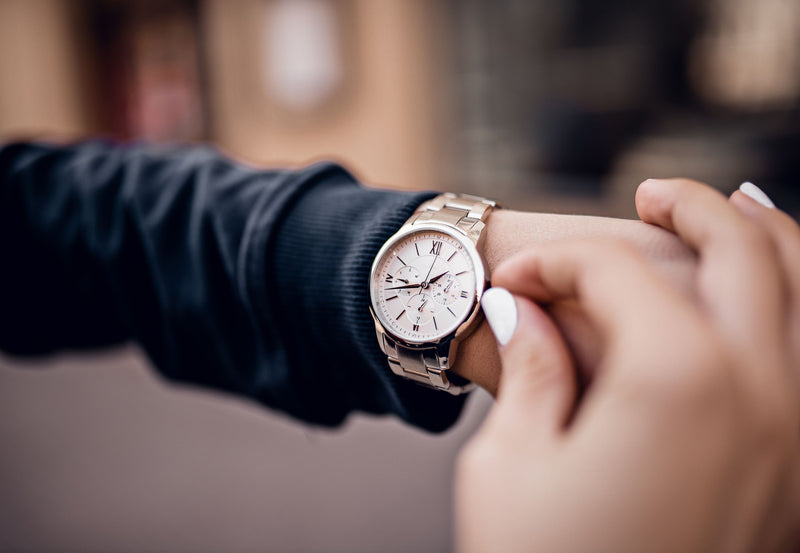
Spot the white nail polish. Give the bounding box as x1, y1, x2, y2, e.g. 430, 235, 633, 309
481, 287, 517, 346
740, 182, 775, 209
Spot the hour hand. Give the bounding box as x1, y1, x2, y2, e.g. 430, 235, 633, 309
385, 283, 423, 290
428, 271, 450, 284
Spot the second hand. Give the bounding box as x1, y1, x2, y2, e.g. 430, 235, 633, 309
423, 250, 438, 285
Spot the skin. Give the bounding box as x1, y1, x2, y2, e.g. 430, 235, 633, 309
455, 179, 800, 553
452, 210, 698, 394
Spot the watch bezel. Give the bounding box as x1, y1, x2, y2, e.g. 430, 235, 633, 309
368, 222, 489, 347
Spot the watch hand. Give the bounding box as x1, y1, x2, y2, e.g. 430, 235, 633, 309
397, 278, 409, 284
418, 298, 428, 311
385, 283, 423, 290
429, 271, 450, 284
444, 279, 454, 292
423, 252, 438, 283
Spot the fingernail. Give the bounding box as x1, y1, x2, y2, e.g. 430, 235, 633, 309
739, 182, 775, 209
481, 287, 517, 346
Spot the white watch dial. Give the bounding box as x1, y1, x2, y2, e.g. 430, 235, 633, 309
371, 229, 479, 343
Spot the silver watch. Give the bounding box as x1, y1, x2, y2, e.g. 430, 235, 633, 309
368, 193, 498, 395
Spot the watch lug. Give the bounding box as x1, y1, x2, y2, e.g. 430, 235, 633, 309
468, 221, 487, 246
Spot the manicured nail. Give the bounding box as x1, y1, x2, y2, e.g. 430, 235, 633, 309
481, 287, 517, 346
739, 182, 775, 209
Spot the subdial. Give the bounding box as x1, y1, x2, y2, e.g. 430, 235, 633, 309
405, 293, 437, 326
431, 273, 461, 305
391, 266, 423, 297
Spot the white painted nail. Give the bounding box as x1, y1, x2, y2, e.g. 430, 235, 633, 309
740, 182, 775, 209
481, 287, 517, 346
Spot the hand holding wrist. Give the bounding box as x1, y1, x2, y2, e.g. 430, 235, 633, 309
452, 209, 697, 394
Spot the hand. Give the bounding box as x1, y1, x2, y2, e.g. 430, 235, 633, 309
455, 179, 800, 553
384, 283, 423, 290
452, 210, 698, 394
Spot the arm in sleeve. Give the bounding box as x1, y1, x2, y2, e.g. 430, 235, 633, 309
0, 141, 466, 432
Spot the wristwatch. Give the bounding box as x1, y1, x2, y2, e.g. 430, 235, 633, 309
368, 193, 498, 395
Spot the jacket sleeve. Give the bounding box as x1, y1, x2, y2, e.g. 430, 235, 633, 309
0, 141, 467, 432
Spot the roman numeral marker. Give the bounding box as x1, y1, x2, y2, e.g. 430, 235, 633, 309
430, 241, 442, 255
412, 324, 419, 332
385, 275, 393, 283
460, 291, 469, 299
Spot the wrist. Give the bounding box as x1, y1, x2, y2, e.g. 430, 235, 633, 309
484, 210, 695, 272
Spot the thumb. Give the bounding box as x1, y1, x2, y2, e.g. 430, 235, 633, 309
481, 287, 577, 442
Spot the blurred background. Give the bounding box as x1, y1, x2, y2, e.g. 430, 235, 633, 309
1, 1, 799, 552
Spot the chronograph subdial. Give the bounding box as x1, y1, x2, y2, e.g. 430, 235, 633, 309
405, 293, 438, 327
389, 266, 422, 297
431, 272, 461, 305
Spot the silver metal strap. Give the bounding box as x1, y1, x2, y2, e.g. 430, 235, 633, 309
407, 193, 497, 243
381, 333, 451, 390
381, 193, 497, 395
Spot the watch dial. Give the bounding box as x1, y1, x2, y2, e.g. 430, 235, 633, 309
371, 229, 479, 343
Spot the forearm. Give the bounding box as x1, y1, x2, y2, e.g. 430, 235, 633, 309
454, 210, 697, 394
0, 140, 695, 428
0, 141, 461, 430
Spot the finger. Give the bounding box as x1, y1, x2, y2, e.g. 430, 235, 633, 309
492, 240, 690, 345
730, 185, 800, 363
480, 287, 577, 444
492, 241, 716, 412
635, 178, 786, 359
730, 185, 800, 287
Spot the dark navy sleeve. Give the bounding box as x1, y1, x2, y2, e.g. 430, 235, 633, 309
0, 141, 467, 432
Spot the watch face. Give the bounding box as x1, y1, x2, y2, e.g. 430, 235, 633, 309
370, 227, 484, 344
